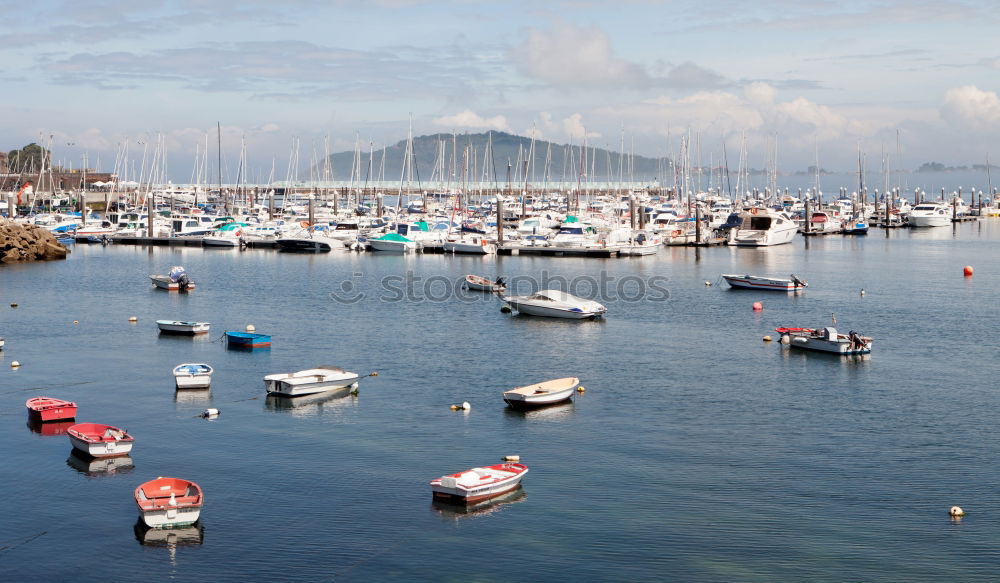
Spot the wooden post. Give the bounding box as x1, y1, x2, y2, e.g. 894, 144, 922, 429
6, 193, 13, 219
268, 191, 275, 220
496, 195, 504, 248
146, 193, 154, 239
694, 203, 702, 244
308, 194, 315, 228
804, 197, 811, 234
629, 195, 636, 230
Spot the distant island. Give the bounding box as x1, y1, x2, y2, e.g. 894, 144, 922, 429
916, 162, 998, 173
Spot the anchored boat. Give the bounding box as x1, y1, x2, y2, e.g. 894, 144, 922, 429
26, 396, 78, 422
224, 331, 271, 348
67, 423, 135, 458
776, 326, 872, 354
264, 365, 359, 397
503, 377, 579, 410
501, 290, 606, 319
430, 462, 528, 504
134, 477, 203, 529
465, 274, 506, 292
157, 320, 211, 335
722, 274, 807, 291
173, 363, 213, 389
149, 266, 195, 291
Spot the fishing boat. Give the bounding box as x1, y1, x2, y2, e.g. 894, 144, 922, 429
502, 377, 579, 410
156, 320, 211, 335
430, 462, 529, 504
149, 266, 195, 291
67, 423, 135, 458
172, 363, 213, 389
722, 274, 807, 291
224, 331, 271, 348
775, 326, 872, 354
25, 396, 78, 422
370, 232, 417, 253
465, 274, 506, 292
264, 365, 360, 397
134, 477, 204, 528
501, 290, 607, 319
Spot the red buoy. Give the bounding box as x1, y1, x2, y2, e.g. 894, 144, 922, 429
963, 266, 974, 277
752, 301, 763, 311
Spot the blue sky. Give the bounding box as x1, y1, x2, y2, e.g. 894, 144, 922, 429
4, 0, 999, 180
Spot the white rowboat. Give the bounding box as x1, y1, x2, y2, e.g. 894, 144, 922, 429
503, 377, 579, 409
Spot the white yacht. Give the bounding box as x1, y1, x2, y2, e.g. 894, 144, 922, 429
276, 227, 339, 252
908, 202, 952, 227
729, 208, 798, 246
501, 290, 607, 319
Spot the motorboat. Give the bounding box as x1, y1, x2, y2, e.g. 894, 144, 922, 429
502, 377, 579, 410
729, 208, 798, 246
173, 363, 213, 389
26, 396, 78, 422
150, 266, 195, 291
202, 222, 247, 247
465, 274, 506, 292
805, 211, 844, 234
264, 365, 360, 397
276, 227, 339, 252
776, 326, 872, 354
157, 320, 211, 335
501, 290, 606, 319
908, 202, 951, 227
67, 423, 135, 458
430, 462, 529, 504
722, 274, 807, 291
224, 331, 271, 348
443, 234, 496, 254
370, 232, 417, 253
134, 477, 203, 529
620, 230, 662, 255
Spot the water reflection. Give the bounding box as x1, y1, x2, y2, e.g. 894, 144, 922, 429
66, 449, 135, 477
265, 387, 358, 416
157, 332, 213, 343
431, 487, 527, 522
779, 346, 872, 365
134, 520, 204, 567
503, 401, 576, 422
27, 419, 75, 436
174, 389, 212, 405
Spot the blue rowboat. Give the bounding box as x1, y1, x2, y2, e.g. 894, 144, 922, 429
225, 331, 271, 348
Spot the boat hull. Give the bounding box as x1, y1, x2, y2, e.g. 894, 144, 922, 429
506, 301, 604, 319
722, 275, 805, 291
276, 238, 334, 252
225, 332, 271, 348
26, 398, 77, 422
68, 431, 134, 459
731, 225, 798, 246
266, 379, 358, 397
139, 507, 202, 529
157, 321, 210, 335
175, 375, 212, 389
503, 388, 575, 409
444, 241, 495, 254
788, 336, 872, 354
430, 464, 528, 505
370, 240, 417, 253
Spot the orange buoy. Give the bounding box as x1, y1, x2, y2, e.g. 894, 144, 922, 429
963, 266, 974, 277
752, 301, 763, 312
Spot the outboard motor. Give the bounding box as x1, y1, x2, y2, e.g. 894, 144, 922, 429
177, 274, 191, 290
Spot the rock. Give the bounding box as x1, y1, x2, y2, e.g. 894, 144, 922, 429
0, 220, 70, 263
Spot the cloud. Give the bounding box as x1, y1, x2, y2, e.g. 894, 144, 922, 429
941, 85, 1000, 130
510, 21, 724, 90
432, 109, 510, 131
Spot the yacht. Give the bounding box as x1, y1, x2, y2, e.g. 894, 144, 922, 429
908, 201, 951, 227
729, 208, 798, 246
276, 226, 339, 252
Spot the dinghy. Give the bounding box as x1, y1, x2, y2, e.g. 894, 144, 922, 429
67, 423, 135, 458
157, 320, 211, 335
465, 274, 506, 292
722, 274, 807, 291
430, 462, 528, 504
26, 396, 78, 422
172, 363, 213, 389
264, 366, 360, 397
502, 377, 579, 409
134, 477, 203, 528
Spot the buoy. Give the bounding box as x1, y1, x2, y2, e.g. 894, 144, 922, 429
752, 301, 763, 311
9, 303, 17, 308
500, 305, 512, 313
860, 288, 865, 297
370, 371, 378, 377
950, 506, 965, 517
780, 334, 791, 345
704, 281, 712, 286
201, 408, 220, 418
128, 316, 138, 322
10, 360, 20, 368
763, 335, 772, 342
245, 324, 256, 332
73, 320, 79, 325
503, 455, 520, 462
963, 266, 974, 277
577, 385, 586, 393
462, 401, 471, 411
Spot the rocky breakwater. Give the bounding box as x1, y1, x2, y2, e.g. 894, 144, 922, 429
0, 220, 70, 263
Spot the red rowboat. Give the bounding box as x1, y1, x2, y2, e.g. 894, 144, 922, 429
26, 397, 78, 422
135, 477, 204, 528
430, 463, 528, 504
67, 423, 135, 458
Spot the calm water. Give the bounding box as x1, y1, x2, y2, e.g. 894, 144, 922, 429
2, 222, 1000, 582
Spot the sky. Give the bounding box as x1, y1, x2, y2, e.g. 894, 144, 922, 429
3, 0, 1000, 182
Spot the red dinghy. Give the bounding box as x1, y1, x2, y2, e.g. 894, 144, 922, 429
26, 397, 78, 422
135, 477, 204, 528
67, 423, 135, 458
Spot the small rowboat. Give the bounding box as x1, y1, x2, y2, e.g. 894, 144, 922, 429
157, 320, 211, 335
225, 331, 271, 348
503, 377, 578, 410
135, 477, 203, 528
465, 274, 506, 292
26, 396, 78, 422
67, 423, 135, 458
173, 363, 213, 389
430, 462, 528, 504
775, 326, 872, 355
722, 273, 807, 291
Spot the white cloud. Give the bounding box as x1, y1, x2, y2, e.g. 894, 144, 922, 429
941, 85, 1000, 130
562, 113, 601, 140
432, 109, 510, 131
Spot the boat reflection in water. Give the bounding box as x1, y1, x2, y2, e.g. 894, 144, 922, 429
174, 389, 212, 405
265, 386, 358, 417
503, 401, 576, 422
134, 519, 204, 567
66, 449, 135, 477
27, 419, 76, 436
431, 487, 527, 522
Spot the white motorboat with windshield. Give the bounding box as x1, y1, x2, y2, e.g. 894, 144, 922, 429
722, 273, 807, 291
264, 365, 360, 397
908, 201, 951, 227
501, 290, 606, 319
729, 208, 798, 246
